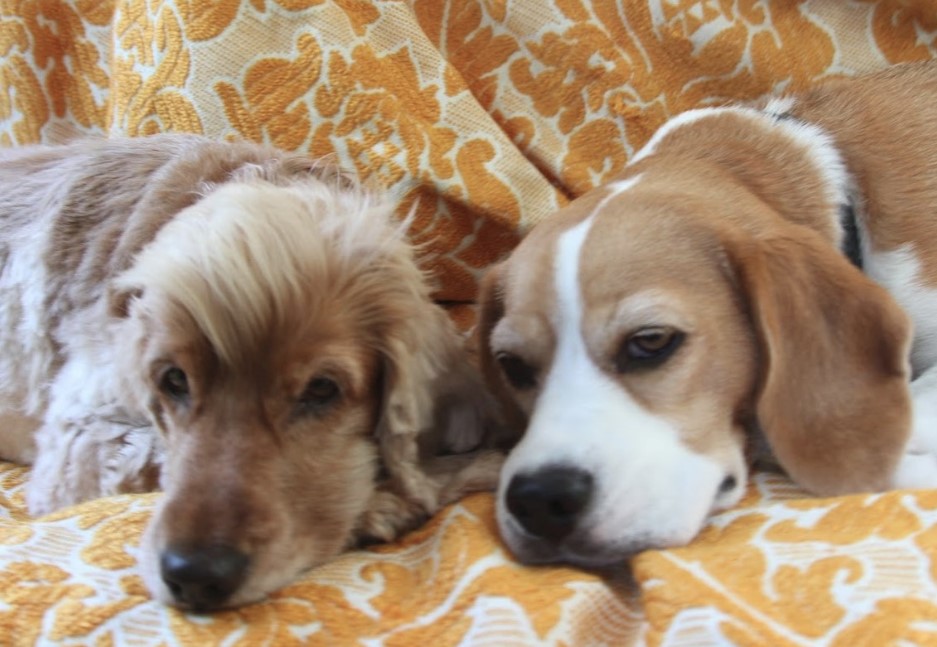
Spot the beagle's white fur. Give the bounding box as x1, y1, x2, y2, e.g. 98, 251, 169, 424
479, 61, 937, 567
0, 134, 503, 610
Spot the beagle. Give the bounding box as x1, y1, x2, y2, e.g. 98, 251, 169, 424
479, 61, 937, 567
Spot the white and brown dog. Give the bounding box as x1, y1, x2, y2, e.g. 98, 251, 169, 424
479, 61, 937, 568
0, 134, 503, 610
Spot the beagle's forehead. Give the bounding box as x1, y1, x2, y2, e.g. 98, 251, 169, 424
580, 202, 731, 301
503, 176, 729, 319
503, 179, 640, 307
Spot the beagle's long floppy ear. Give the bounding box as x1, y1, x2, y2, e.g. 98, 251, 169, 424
476, 263, 527, 432
726, 225, 912, 495
374, 256, 502, 514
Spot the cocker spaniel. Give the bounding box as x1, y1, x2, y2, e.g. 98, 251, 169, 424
0, 134, 504, 610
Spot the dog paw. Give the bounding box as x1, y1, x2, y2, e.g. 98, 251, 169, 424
98, 425, 163, 496
355, 489, 427, 543
24, 487, 56, 517
24, 476, 76, 517
436, 449, 505, 505
440, 401, 486, 454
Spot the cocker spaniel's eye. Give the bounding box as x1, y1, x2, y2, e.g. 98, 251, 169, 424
496, 352, 537, 390
299, 376, 341, 412
159, 366, 190, 401
615, 326, 685, 373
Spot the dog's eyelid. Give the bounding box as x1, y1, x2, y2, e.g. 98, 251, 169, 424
613, 326, 686, 373
606, 294, 694, 335
295, 374, 344, 417
629, 324, 679, 344
154, 363, 191, 403
304, 375, 341, 396
494, 349, 539, 390
304, 363, 354, 394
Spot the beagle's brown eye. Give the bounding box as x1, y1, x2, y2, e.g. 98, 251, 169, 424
496, 352, 537, 390
159, 367, 190, 401
616, 326, 685, 372
299, 376, 341, 412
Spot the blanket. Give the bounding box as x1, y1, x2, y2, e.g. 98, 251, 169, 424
2, 1, 936, 645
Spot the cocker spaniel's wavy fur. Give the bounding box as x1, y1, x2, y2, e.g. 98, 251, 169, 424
0, 134, 504, 610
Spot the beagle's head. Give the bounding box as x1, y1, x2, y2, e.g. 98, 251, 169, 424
479, 171, 912, 568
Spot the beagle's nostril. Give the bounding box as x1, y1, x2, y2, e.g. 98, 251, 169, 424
505, 465, 594, 542
160, 544, 250, 611
719, 474, 738, 494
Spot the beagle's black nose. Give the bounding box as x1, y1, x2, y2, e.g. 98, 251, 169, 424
160, 544, 250, 610
505, 466, 594, 542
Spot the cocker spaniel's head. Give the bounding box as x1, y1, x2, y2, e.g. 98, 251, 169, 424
111, 170, 500, 610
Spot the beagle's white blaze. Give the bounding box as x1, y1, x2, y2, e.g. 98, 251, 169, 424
499, 175, 728, 553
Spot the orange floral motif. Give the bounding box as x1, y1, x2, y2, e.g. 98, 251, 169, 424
217, 32, 322, 150
174, 0, 240, 42
111, 1, 203, 136
0, 562, 92, 645
867, 0, 937, 64
0, 1, 113, 144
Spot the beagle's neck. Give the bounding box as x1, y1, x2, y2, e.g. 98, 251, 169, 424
762, 99, 862, 269
630, 102, 858, 261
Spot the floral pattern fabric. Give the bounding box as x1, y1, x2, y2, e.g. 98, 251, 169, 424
2, 1, 937, 644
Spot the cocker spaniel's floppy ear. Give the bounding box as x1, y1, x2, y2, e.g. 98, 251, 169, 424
725, 224, 913, 496
373, 253, 504, 516
107, 283, 143, 319
476, 263, 527, 432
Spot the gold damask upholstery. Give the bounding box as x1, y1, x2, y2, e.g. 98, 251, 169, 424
2, 1, 936, 645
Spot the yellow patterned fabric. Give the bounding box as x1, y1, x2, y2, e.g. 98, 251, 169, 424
634, 476, 937, 646
0, 463, 642, 645
2, 1, 937, 645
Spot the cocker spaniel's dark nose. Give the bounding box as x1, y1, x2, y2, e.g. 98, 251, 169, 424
505, 465, 594, 542
160, 543, 250, 610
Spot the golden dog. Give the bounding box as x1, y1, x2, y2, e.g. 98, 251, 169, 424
0, 134, 503, 610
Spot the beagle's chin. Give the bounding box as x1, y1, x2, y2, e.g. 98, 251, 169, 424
504, 540, 620, 570
498, 517, 645, 569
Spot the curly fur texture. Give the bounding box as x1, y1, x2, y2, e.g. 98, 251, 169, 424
0, 134, 505, 610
